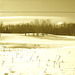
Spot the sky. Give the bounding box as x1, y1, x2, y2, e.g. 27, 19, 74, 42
0, 0, 75, 24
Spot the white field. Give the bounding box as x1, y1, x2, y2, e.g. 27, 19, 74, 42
0, 33, 75, 75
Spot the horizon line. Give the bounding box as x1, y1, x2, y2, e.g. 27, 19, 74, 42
0, 11, 75, 13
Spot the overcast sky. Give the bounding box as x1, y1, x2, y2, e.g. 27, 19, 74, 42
0, 0, 75, 24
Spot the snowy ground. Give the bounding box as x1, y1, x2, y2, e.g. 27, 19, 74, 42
0, 33, 75, 75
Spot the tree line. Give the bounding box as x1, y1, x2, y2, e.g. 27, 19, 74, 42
0, 19, 75, 36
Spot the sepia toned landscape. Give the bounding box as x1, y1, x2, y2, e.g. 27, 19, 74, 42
0, 0, 75, 75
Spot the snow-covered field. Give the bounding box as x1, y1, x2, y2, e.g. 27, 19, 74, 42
0, 33, 75, 75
